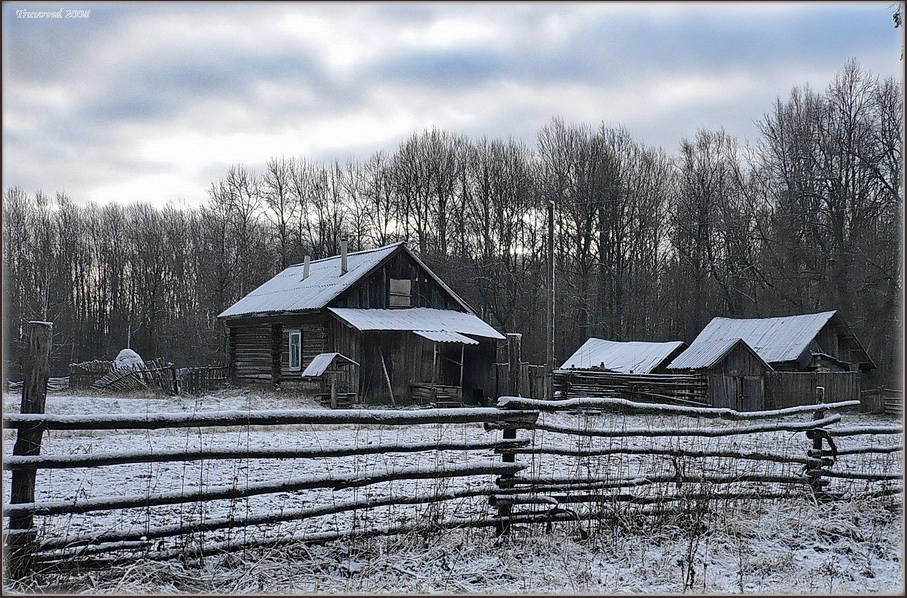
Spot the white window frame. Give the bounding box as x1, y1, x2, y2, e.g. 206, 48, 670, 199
288, 329, 302, 372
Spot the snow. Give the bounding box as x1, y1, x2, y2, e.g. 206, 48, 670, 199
560, 338, 686, 372
328, 306, 505, 339
2, 390, 903, 594
114, 348, 145, 368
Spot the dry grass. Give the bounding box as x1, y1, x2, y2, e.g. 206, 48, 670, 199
7, 495, 901, 595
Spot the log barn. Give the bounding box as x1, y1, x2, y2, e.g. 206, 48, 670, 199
667, 310, 875, 409
218, 242, 504, 405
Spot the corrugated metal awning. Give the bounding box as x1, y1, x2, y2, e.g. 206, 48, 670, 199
301, 352, 359, 377
414, 330, 478, 345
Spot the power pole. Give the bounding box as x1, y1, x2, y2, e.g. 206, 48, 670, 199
546, 199, 556, 399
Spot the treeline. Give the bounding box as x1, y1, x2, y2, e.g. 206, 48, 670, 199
3, 61, 902, 384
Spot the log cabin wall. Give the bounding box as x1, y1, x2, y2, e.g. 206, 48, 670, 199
231, 324, 272, 382
228, 314, 329, 383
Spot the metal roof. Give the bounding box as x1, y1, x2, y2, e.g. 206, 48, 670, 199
301, 352, 359, 377
666, 337, 771, 371
328, 307, 505, 340
560, 338, 687, 373
218, 242, 474, 319
667, 311, 839, 369
414, 330, 479, 345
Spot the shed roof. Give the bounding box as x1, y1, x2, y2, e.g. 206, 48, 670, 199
328, 307, 504, 340
666, 337, 772, 371
560, 339, 687, 373
666, 310, 872, 370
414, 330, 479, 345
218, 242, 473, 319
301, 352, 359, 377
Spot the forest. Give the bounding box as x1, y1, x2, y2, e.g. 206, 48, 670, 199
2, 61, 902, 385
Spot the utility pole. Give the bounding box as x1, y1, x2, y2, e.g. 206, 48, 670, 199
546, 199, 556, 399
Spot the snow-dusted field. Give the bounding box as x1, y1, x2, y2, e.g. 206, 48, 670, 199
2, 389, 903, 594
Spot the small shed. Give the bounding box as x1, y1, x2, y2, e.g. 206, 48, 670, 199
560, 339, 687, 374
667, 338, 772, 411
302, 352, 359, 408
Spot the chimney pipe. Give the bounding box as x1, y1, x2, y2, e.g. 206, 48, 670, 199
303, 255, 311, 280
340, 240, 348, 275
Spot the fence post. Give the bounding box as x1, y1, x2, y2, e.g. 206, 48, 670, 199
507, 333, 523, 398
495, 414, 517, 536
7, 321, 53, 578
806, 387, 830, 496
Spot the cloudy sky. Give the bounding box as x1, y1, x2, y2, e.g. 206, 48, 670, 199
2, 1, 902, 206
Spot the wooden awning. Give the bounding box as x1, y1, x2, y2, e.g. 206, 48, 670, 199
302, 352, 359, 377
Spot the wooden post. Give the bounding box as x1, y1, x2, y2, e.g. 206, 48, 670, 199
228, 326, 238, 383
546, 199, 555, 400
459, 343, 465, 392
806, 385, 830, 496
270, 324, 283, 388
507, 333, 523, 397
8, 321, 53, 578
330, 372, 338, 409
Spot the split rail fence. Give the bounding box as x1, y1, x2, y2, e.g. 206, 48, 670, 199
3, 323, 903, 578
4, 396, 901, 577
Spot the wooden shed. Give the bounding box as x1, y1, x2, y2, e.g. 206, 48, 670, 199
667, 310, 875, 409
218, 242, 504, 405
667, 338, 771, 410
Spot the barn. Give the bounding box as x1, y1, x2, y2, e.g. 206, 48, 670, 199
218, 242, 505, 405
667, 310, 875, 409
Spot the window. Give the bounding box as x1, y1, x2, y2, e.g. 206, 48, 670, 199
389, 278, 412, 308
288, 330, 302, 371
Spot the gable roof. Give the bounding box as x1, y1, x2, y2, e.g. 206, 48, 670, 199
218, 242, 473, 319
666, 310, 873, 370
329, 307, 504, 340
559, 338, 687, 373
666, 337, 772, 371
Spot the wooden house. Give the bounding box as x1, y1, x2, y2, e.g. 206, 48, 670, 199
217, 242, 504, 405
667, 311, 875, 409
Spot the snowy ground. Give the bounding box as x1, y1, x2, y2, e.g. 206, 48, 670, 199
2, 389, 903, 594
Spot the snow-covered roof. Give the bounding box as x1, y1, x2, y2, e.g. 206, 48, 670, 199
668, 311, 840, 369
328, 307, 504, 340
218, 243, 473, 319
301, 353, 359, 377
666, 337, 771, 371
414, 330, 479, 345
559, 338, 686, 373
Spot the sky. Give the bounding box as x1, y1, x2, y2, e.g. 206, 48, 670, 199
2, 1, 903, 207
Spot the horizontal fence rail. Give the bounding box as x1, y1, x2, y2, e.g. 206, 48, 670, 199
4, 407, 540, 431
3, 387, 902, 578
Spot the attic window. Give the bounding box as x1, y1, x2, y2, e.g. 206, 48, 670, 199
389, 278, 412, 308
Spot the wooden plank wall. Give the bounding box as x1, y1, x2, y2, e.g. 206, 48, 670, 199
765, 371, 860, 409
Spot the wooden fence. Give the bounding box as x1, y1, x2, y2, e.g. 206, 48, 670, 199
860, 387, 904, 416
180, 366, 230, 395
764, 371, 861, 409
2, 323, 902, 577
552, 369, 709, 406
4, 396, 901, 576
